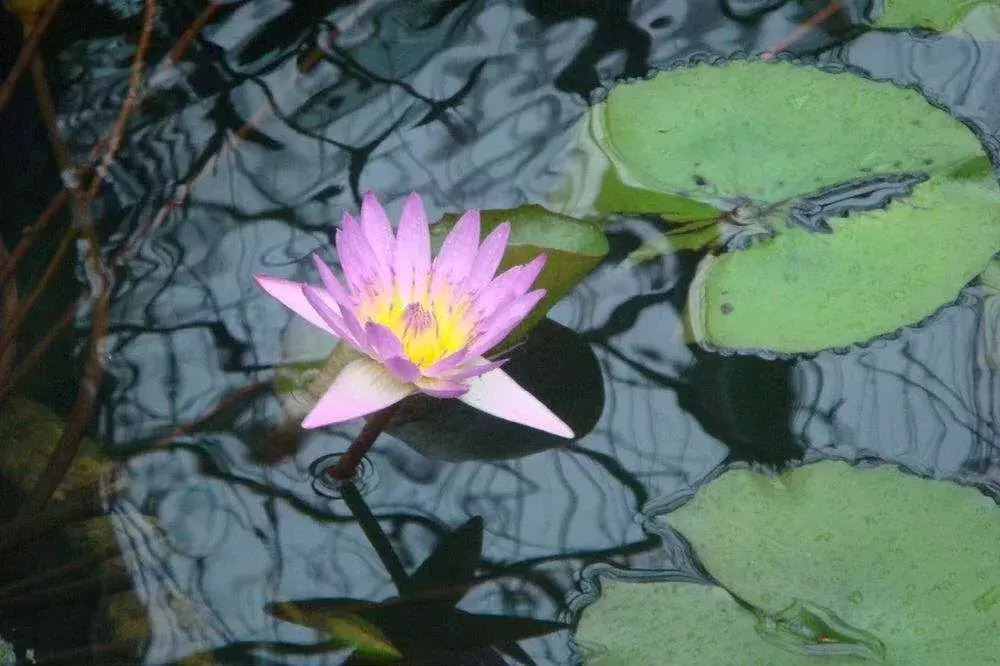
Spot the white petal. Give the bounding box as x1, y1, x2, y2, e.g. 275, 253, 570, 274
301, 357, 415, 429
459, 368, 574, 438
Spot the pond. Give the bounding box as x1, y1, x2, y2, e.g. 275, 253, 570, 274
0, 0, 998, 664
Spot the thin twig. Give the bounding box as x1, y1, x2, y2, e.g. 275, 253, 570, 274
0, 240, 17, 380
0, 188, 68, 289
90, 0, 158, 198
0, 0, 61, 116
0, 480, 106, 557
3, 0, 159, 523
169, 0, 222, 63
0, 303, 76, 407
763, 1, 843, 60
0, 548, 120, 601
0, 230, 75, 364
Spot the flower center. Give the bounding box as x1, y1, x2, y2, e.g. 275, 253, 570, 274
402, 303, 434, 337
363, 290, 474, 369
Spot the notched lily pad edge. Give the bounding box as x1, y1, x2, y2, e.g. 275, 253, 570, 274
567, 563, 710, 664
568, 456, 1000, 664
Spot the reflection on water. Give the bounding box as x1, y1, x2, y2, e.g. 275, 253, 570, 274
2, 0, 998, 663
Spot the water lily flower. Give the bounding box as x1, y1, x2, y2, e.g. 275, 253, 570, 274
256, 192, 574, 438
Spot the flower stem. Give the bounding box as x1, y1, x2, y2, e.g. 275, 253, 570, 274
339, 481, 411, 593
327, 404, 398, 480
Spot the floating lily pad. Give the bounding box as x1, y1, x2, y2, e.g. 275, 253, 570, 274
872, 0, 999, 31
576, 579, 869, 665
688, 159, 1000, 353
588, 61, 1000, 353
654, 461, 1000, 665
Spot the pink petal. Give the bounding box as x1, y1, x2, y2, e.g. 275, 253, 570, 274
339, 214, 390, 293
334, 221, 371, 295
304, 285, 364, 347
444, 357, 507, 381
394, 193, 431, 303
459, 367, 573, 438
384, 356, 422, 384
468, 254, 545, 322
415, 376, 470, 398
469, 289, 546, 357
312, 254, 354, 308
431, 209, 480, 296
422, 349, 469, 377
364, 321, 405, 361
301, 357, 414, 429
255, 276, 337, 336
360, 192, 396, 271
461, 222, 510, 295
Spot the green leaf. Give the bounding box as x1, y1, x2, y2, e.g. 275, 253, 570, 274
577, 579, 866, 665
593, 166, 721, 221
661, 461, 1000, 665
872, 0, 999, 31
408, 516, 484, 609
687, 167, 1000, 353
267, 602, 402, 661
432, 204, 609, 350
593, 61, 982, 206
583, 60, 1000, 353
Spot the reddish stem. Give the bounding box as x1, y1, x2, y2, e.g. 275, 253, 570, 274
327, 406, 398, 481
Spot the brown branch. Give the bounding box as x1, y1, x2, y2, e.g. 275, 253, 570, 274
170, 0, 222, 63
0, 478, 106, 557
89, 0, 158, 199
0, 0, 61, 116
0, 230, 75, 364
0, 546, 121, 601
0, 302, 76, 407
0, 240, 17, 379
0, 188, 68, 290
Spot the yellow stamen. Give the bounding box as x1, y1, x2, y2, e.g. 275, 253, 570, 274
359, 286, 473, 368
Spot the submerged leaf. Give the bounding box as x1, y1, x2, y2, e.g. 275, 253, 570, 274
409, 516, 484, 609
267, 602, 402, 661
756, 599, 886, 660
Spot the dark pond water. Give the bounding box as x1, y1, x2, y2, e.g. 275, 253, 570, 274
2, 0, 999, 664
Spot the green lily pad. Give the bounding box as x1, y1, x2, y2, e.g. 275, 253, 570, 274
587, 61, 1000, 353
657, 461, 1000, 665
872, 0, 999, 31
432, 204, 609, 349
576, 579, 873, 665
688, 160, 1000, 353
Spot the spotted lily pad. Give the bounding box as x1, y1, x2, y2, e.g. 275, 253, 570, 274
586, 61, 1000, 353
652, 461, 1000, 665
